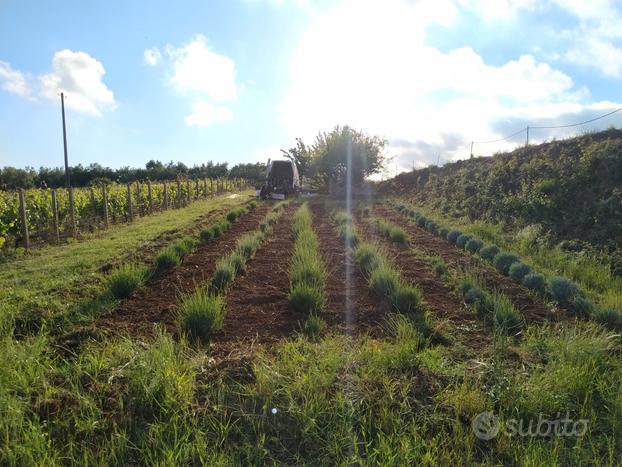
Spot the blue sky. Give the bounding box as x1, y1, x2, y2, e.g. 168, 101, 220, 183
1, 0, 621, 174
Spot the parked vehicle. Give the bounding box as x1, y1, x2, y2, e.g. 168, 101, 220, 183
259, 159, 301, 199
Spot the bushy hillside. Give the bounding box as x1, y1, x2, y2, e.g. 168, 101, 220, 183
381, 129, 622, 270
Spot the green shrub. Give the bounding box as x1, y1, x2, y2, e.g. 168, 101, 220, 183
290, 259, 326, 289
181, 290, 225, 341
509, 262, 531, 283
155, 247, 182, 270
236, 233, 262, 260
303, 314, 325, 337
172, 237, 196, 258
548, 276, 579, 305
289, 283, 325, 315
416, 216, 427, 227
108, 264, 148, 299
569, 296, 595, 318
464, 287, 486, 306
494, 252, 520, 275
465, 238, 483, 253
354, 243, 383, 276
522, 272, 546, 293
593, 308, 622, 330
361, 206, 371, 216
492, 293, 523, 335
447, 230, 462, 244
228, 252, 247, 274
480, 244, 500, 261
333, 211, 353, 226
369, 266, 399, 298
439, 228, 449, 239
390, 284, 423, 314
200, 227, 215, 242
211, 261, 236, 293
211, 223, 224, 238
389, 227, 407, 244
425, 220, 438, 234
338, 223, 359, 247
226, 208, 246, 222
408, 210, 418, 218
456, 234, 472, 249
431, 256, 447, 276
248, 200, 258, 209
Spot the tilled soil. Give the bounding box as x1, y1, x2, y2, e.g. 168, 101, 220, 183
356, 213, 491, 349
312, 204, 390, 335
375, 205, 564, 324
209, 204, 300, 358
96, 205, 271, 338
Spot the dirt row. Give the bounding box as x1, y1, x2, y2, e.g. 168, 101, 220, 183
312, 204, 389, 335
209, 204, 300, 358
356, 212, 491, 350
96, 204, 272, 338
374, 205, 563, 324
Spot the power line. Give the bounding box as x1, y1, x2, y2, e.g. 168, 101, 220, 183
471, 106, 622, 146
530, 107, 622, 130
473, 127, 526, 144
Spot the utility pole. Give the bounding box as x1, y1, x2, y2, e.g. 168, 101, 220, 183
60, 92, 70, 188
526, 126, 530, 147
470, 141, 474, 158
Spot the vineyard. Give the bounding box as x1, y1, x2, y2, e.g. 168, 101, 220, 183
1, 184, 620, 465
0, 177, 247, 250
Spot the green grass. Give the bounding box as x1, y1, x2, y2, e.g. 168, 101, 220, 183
107, 263, 149, 299
375, 218, 408, 244
288, 204, 327, 316
368, 264, 399, 298
289, 283, 325, 315
155, 247, 182, 271
458, 274, 523, 335
180, 289, 225, 341
303, 313, 325, 337
211, 259, 236, 293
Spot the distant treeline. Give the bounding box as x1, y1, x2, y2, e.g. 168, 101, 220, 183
0, 160, 267, 190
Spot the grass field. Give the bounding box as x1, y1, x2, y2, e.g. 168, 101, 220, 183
1, 194, 620, 465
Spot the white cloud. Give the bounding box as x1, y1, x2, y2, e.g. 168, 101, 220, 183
148, 34, 239, 127
565, 37, 622, 78
456, 0, 539, 20
0, 61, 31, 97
280, 0, 620, 173
184, 101, 233, 127
549, 0, 622, 77
144, 47, 162, 66
39, 49, 115, 116
166, 34, 237, 101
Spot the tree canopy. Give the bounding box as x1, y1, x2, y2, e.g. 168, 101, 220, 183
281, 125, 387, 191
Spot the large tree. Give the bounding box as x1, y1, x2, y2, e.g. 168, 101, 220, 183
281, 137, 312, 180
310, 125, 387, 191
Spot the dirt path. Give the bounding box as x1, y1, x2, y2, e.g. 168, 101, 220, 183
312, 204, 389, 335
96, 205, 270, 338
210, 204, 300, 359
375, 205, 563, 324
356, 213, 491, 350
